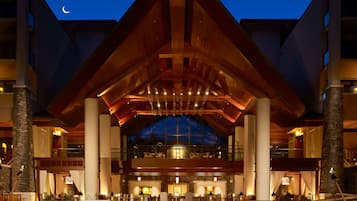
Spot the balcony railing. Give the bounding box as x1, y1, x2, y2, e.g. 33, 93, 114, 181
48, 146, 308, 160
126, 145, 242, 161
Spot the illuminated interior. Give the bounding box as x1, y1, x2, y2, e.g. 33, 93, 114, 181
168, 184, 187, 196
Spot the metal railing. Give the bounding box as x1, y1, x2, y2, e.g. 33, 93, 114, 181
126, 145, 242, 161
48, 146, 312, 160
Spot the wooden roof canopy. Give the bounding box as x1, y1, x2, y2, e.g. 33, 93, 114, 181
48, 0, 305, 135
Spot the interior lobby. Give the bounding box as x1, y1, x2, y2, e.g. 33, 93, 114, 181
1, 0, 357, 201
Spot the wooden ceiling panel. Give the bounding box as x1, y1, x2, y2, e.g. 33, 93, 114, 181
101, 58, 160, 105
190, 2, 265, 86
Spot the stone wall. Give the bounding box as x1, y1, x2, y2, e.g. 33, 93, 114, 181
0, 167, 11, 192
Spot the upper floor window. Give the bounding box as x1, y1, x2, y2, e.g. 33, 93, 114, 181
324, 12, 330, 28
323, 51, 329, 66
129, 116, 224, 146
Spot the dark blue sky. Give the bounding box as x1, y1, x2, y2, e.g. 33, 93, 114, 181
46, 0, 311, 22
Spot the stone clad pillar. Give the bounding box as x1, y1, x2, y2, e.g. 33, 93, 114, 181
321, 86, 343, 193
12, 0, 35, 194
244, 115, 256, 196
320, 0, 343, 194
12, 87, 35, 193
256, 98, 270, 201
100, 114, 111, 196
85, 98, 99, 199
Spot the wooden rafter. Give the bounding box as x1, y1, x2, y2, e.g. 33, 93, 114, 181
170, 0, 186, 90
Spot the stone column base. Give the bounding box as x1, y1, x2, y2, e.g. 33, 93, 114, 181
11, 192, 36, 201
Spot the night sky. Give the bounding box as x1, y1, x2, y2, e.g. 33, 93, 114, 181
45, 0, 311, 22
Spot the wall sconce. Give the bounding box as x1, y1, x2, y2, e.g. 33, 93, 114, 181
175, 176, 179, 184
272, 192, 276, 201
239, 192, 244, 201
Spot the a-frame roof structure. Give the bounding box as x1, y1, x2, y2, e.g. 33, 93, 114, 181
48, 0, 305, 135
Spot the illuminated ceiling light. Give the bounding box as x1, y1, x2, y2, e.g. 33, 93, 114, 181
155, 91, 159, 95
197, 91, 201, 95
0, 87, 4, 93
53, 130, 61, 136
281, 176, 290, 185
148, 91, 151, 95
180, 92, 183, 96
157, 103, 161, 108
194, 103, 198, 108
173, 92, 176, 96
138, 89, 145, 95
353, 86, 357, 93
205, 91, 209, 95
137, 176, 141, 181
52, 127, 68, 136
163, 91, 167, 96
295, 129, 303, 136
97, 88, 109, 97
175, 176, 179, 184
213, 177, 217, 182
188, 91, 192, 95
288, 127, 304, 136
211, 91, 218, 96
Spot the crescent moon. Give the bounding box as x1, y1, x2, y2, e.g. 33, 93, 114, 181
61, 5, 70, 14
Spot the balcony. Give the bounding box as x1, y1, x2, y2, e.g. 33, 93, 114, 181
126, 145, 242, 161
46, 145, 314, 160
30, 145, 320, 174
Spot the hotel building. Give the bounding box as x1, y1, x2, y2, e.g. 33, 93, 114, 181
0, 0, 356, 201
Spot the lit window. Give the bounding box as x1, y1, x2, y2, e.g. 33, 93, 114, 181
171, 145, 185, 159
2, 143, 7, 154
323, 51, 329, 66
324, 12, 330, 28
321, 92, 327, 102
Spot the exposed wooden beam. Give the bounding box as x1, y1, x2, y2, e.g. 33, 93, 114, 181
159, 47, 267, 97
158, 69, 244, 106
170, 0, 185, 90
123, 95, 245, 110
97, 53, 159, 97
116, 111, 136, 126
134, 108, 236, 123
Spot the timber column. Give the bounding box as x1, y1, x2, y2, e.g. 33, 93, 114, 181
12, 0, 35, 194
320, 0, 343, 194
